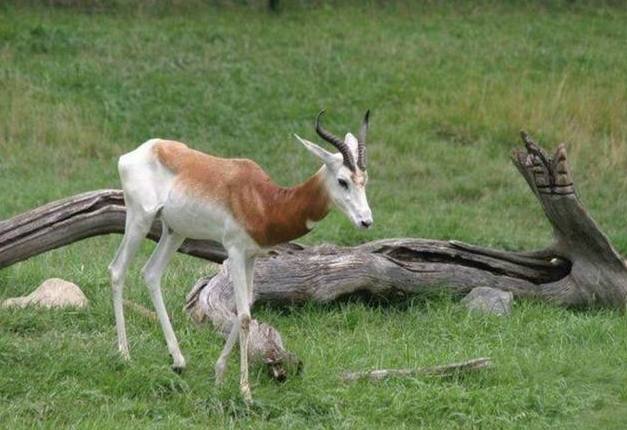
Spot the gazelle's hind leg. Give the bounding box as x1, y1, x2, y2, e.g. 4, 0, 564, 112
108, 209, 155, 360
141, 223, 186, 370
109, 139, 172, 361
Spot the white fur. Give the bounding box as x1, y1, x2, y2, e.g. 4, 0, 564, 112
109, 131, 372, 404
109, 139, 259, 403
294, 134, 373, 229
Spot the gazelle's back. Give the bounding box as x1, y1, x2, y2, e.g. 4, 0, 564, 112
153, 139, 272, 202
118, 138, 273, 244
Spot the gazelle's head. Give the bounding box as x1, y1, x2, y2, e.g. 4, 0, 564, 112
295, 110, 373, 230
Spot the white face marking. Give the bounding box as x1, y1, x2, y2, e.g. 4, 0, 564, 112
324, 161, 373, 230
295, 133, 373, 230
306, 219, 318, 230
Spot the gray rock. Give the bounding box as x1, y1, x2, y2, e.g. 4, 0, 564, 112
1, 278, 88, 309
461, 287, 513, 316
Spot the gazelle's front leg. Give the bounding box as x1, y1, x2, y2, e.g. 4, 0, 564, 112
226, 248, 254, 403
245, 256, 256, 306
214, 256, 255, 385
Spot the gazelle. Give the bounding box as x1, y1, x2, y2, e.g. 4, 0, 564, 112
108, 110, 372, 402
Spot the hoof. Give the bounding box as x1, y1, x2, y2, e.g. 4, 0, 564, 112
171, 364, 186, 374
241, 385, 253, 405
171, 354, 186, 373
118, 349, 131, 362
214, 364, 226, 386
171, 354, 186, 371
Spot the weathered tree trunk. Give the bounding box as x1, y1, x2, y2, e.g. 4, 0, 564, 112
1, 134, 625, 379
184, 134, 627, 376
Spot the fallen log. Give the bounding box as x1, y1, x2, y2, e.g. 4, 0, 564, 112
185, 133, 627, 377
1, 133, 625, 380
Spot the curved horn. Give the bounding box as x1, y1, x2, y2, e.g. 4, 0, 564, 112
315, 110, 356, 171
357, 109, 369, 170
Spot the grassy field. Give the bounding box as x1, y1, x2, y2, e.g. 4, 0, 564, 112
1, 1, 626, 428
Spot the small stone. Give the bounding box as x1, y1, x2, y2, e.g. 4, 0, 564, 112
1, 278, 88, 309
461, 287, 513, 316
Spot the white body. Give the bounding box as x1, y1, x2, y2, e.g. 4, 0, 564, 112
109, 139, 261, 402
109, 123, 372, 403
119, 139, 259, 247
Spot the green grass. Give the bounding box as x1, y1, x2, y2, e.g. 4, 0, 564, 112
1, 2, 626, 428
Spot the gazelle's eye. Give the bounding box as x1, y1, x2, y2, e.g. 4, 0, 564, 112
338, 178, 349, 189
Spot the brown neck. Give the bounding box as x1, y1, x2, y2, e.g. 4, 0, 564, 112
291, 167, 332, 224
261, 168, 331, 245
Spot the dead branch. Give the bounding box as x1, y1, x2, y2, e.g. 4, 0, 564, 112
340, 357, 492, 382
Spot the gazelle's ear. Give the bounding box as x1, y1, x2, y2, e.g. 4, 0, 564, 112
294, 134, 340, 166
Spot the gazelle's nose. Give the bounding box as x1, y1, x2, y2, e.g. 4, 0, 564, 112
360, 219, 373, 229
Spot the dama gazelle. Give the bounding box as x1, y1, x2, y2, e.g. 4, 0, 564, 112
108, 110, 372, 402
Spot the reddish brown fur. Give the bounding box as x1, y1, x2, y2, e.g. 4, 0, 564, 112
154, 140, 330, 247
